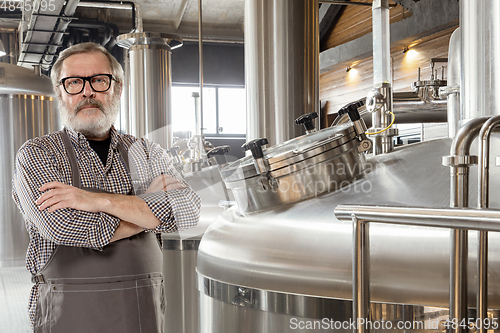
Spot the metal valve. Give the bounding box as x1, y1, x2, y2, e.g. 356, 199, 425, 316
338, 100, 372, 153
295, 112, 318, 134
207, 145, 231, 167
366, 89, 384, 113
242, 138, 270, 174
167, 146, 184, 174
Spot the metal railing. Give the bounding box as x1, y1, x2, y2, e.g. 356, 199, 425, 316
335, 115, 500, 333
334, 205, 500, 333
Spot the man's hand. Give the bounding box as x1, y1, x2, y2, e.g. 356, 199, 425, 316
37, 182, 104, 213
146, 174, 185, 194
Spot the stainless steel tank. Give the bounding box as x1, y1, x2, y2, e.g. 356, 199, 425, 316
245, 0, 319, 146
461, 0, 500, 122
197, 132, 500, 333
1, 63, 59, 267
163, 164, 232, 333
116, 32, 183, 149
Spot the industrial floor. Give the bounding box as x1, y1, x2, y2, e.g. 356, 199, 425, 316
0, 266, 32, 333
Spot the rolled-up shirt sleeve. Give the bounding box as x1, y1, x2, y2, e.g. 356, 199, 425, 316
12, 142, 119, 249
129, 139, 201, 233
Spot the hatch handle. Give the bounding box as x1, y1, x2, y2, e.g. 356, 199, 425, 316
207, 145, 231, 167
242, 138, 270, 174
241, 138, 268, 159
295, 112, 318, 134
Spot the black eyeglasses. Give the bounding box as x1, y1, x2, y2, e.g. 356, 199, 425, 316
58, 74, 117, 95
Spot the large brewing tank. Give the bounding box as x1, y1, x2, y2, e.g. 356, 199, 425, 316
197, 121, 500, 332
0, 63, 59, 267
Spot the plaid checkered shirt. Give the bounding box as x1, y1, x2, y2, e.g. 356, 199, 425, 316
12, 126, 201, 328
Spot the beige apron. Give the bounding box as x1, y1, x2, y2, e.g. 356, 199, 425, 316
32, 129, 165, 333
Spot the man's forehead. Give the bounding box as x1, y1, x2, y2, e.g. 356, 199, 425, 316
61, 52, 112, 76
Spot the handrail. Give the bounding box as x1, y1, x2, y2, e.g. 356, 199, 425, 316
334, 204, 500, 333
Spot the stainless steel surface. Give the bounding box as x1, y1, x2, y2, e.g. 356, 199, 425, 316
443, 28, 461, 138
1, 94, 59, 267
198, 0, 204, 151
117, 32, 182, 148
444, 116, 490, 333
79, 1, 143, 33
332, 91, 448, 127
476, 116, 500, 333
369, 85, 397, 155
336, 203, 500, 333
245, 0, 319, 146
0, 62, 55, 96
198, 276, 468, 333
198, 137, 500, 308
352, 216, 369, 333
163, 243, 198, 333
222, 124, 366, 213
335, 205, 500, 230
162, 165, 231, 333
0, 64, 58, 267
461, 0, 500, 122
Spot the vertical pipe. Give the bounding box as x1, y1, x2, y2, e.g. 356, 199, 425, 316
476, 116, 500, 333
446, 117, 489, 333
370, 0, 395, 156
198, 0, 204, 138
372, 0, 391, 87
353, 215, 370, 333
449, 229, 468, 333
446, 28, 461, 138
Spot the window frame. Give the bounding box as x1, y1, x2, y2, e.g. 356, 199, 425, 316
171, 83, 246, 138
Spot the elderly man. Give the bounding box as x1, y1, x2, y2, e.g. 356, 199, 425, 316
12, 42, 201, 333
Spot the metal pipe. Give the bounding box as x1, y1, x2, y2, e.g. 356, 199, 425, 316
334, 205, 500, 233
478, 116, 500, 208
369, 0, 395, 155
476, 116, 500, 333
78, 1, 143, 32
443, 28, 461, 138
198, 5, 203, 132
444, 116, 489, 333
332, 92, 447, 127
41, 0, 80, 70
320, 0, 397, 6
353, 215, 369, 333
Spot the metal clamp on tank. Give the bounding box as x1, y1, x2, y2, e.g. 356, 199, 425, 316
295, 112, 318, 134
207, 145, 231, 168
338, 101, 373, 153
167, 146, 185, 175
241, 138, 279, 190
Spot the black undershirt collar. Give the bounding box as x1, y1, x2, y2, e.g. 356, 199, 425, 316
87, 137, 111, 166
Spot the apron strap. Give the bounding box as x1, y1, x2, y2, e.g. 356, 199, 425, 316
61, 128, 81, 188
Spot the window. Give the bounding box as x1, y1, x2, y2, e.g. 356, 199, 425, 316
171, 85, 246, 137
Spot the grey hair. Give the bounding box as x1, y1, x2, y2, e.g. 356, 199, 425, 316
50, 42, 124, 88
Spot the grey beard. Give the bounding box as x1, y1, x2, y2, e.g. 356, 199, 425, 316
58, 94, 120, 138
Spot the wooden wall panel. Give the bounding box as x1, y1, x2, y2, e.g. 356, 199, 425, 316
321, 0, 412, 51
319, 25, 457, 126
